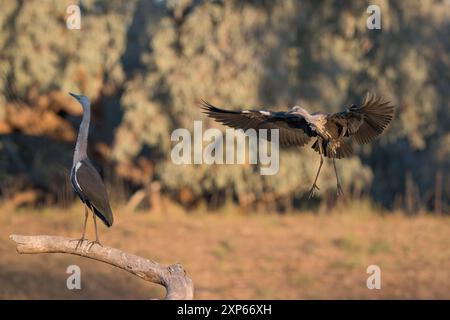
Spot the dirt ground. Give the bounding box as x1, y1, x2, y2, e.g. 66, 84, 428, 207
1, 202, 449, 299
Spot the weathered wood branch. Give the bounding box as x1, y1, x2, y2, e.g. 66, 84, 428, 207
9, 234, 194, 300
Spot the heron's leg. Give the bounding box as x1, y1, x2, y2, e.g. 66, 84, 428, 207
308, 153, 324, 199
333, 157, 344, 196
81, 206, 88, 239
93, 214, 101, 244
88, 214, 103, 250
73, 205, 88, 250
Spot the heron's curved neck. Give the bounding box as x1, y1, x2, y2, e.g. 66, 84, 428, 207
296, 107, 312, 121
73, 103, 90, 166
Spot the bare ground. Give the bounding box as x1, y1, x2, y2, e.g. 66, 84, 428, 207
1, 202, 450, 299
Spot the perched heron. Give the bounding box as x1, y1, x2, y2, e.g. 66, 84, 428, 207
69, 93, 113, 248
201, 93, 395, 198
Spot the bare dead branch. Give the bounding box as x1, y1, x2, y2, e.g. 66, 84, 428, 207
9, 234, 194, 300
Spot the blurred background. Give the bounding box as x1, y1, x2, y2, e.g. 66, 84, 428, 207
0, 0, 449, 299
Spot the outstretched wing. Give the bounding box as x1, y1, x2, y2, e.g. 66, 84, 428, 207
201, 100, 315, 147
72, 160, 114, 227
329, 93, 395, 144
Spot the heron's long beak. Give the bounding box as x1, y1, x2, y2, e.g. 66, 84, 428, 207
69, 92, 79, 99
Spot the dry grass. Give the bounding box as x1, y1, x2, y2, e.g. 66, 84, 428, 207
1, 201, 450, 299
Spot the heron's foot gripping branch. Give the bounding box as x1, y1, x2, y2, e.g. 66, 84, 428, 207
70, 237, 87, 250
9, 234, 194, 300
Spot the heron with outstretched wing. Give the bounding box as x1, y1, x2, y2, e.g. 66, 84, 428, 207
201, 93, 395, 198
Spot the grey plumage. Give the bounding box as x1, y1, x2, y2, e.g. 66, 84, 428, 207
201, 93, 395, 198
70, 159, 113, 227
72, 94, 90, 167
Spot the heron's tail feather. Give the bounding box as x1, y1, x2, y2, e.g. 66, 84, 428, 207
92, 205, 113, 227
312, 140, 320, 153
312, 139, 353, 159
333, 140, 353, 159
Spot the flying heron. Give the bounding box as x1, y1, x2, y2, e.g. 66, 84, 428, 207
201, 93, 395, 198
69, 92, 113, 249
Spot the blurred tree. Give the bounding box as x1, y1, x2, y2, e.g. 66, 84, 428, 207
0, 0, 448, 211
